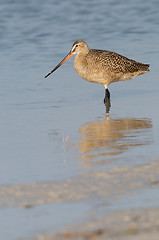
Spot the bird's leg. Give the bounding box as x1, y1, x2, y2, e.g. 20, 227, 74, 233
104, 88, 110, 103
104, 88, 111, 113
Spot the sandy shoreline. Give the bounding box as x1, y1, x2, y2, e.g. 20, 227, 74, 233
1, 159, 159, 208
1, 159, 159, 239
23, 207, 159, 240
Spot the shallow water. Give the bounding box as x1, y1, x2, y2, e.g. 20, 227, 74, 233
0, 0, 159, 239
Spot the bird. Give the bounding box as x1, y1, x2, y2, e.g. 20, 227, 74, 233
45, 40, 150, 104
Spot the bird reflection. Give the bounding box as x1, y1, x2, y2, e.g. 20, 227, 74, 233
104, 99, 111, 114
78, 116, 152, 165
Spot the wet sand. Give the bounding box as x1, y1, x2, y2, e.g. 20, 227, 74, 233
1, 159, 158, 208
1, 159, 159, 239
25, 208, 159, 240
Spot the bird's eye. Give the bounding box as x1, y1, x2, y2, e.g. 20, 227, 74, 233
75, 44, 78, 47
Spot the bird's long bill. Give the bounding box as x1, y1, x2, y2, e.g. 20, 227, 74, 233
45, 51, 73, 78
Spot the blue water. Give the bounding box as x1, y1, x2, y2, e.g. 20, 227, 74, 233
0, 0, 159, 239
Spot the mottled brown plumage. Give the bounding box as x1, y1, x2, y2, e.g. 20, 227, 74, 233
45, 40, 150, 104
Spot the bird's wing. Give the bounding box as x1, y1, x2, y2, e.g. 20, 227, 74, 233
89, 49, 149, 73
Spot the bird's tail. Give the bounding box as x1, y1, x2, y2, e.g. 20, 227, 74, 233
144, 63, 150, 72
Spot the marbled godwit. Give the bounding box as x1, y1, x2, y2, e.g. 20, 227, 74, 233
45, 40, 150, 103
